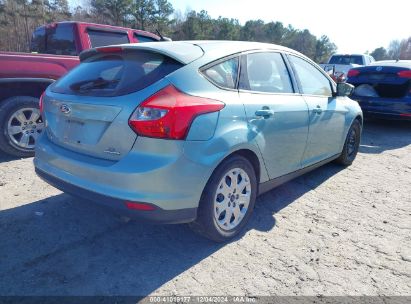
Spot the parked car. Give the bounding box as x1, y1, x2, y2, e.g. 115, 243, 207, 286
320, 54, 375, 82
34, 41, 362, 242
0, 21, 161, 157
347, 60, 411, 120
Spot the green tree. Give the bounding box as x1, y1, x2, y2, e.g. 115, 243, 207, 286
314, 35, 337, 63
370, 47, 388, 61
131, 0, 155, 30
263, 21, 285, 44
152, 0, 173, 33
90, 0, 131, 26
213, 17, 240, 40
240, 19, 265, 42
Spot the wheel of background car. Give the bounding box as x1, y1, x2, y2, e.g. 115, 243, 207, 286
335, 119, 361, 166
0, 96, 44, 157
189, 155, 257, 242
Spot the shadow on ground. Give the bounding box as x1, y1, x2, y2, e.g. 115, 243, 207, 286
0, 152, 20, 163
0, 162, 343, 296
360, 118, 411, 154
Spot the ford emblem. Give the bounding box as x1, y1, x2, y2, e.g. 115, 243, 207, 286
60, 104, 71, 114
376, 66, 383, 72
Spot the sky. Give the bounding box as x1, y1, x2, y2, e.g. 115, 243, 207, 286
71, 0, 410, 53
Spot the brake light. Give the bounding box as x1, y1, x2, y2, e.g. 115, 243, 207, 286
39, 92, 45, 113
347, 69, 360, 78
125, 201, 156, 211
397, 70, 411, 78
129, 85, 225, 139
96, 46, 123, 53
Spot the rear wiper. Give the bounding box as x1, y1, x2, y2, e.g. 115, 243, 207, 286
70, 77, 119, 92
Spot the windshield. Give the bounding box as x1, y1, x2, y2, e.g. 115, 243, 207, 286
329, 55, 363, 65
51, 50, 183, 96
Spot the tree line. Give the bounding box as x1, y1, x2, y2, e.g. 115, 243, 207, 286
370, 39, 411, 61
1, 0, 410, 62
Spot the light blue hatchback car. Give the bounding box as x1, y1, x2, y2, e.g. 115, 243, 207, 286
34, 41, 362, 241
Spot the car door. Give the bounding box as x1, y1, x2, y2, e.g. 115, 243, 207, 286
239, 52, 309, 179
287, 54, 348, 167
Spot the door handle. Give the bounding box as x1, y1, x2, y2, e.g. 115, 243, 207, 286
313, 105, 323, 114
255, 108, 274, 118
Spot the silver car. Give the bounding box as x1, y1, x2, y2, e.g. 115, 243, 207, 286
35, 41, 362, 241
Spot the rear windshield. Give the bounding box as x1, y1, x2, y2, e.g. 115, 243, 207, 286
51, 51, 183, 96
329, 55, 363, 65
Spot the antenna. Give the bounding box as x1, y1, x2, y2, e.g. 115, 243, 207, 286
156, 29, 164, 41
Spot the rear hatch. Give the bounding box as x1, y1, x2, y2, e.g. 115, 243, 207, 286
43, 45, 201, 160
348, 65, 411, 99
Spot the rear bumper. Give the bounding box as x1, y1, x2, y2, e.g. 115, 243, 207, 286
34, 134, 213, 223
352, 96, 411, 120
35, 168, 197, 224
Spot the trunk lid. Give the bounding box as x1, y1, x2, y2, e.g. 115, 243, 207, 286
349, 65, 411, 99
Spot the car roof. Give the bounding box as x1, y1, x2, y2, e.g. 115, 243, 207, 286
89, 40, 304, 65
370, 60, 411, 68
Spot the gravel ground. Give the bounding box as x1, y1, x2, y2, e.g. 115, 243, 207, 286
0, 119, 410, 297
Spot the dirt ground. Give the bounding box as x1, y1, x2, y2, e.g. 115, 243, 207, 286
0, 119, 410, 296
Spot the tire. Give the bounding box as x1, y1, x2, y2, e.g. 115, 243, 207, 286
0, 96, 44, 157
335, 119, 361, 166
189, 155, 258, 242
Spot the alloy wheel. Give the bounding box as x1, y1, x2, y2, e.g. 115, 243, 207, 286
213, 168, 252, 231
7, 107, 44, 151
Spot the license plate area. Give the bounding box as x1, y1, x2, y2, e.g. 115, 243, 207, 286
59, 117, 108, 145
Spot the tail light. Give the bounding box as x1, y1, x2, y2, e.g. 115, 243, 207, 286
39, 92, 45, 113
397, 70, 411, 78
347, 69, 360, 78
128, 85, 225, 140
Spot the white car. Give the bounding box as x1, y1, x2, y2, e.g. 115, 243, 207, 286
320, 54, 375, 81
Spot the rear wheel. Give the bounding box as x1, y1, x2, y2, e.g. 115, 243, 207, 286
189, 155, 257, 242
335, 119, 361, 166
0, 96, 44, 157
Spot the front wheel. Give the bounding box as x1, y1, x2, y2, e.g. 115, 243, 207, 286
189, 155, 257, 242
335, 119, 361, 166
0, 96, 44, 157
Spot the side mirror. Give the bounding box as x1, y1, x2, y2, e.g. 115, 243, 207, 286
336, 82, 354, 97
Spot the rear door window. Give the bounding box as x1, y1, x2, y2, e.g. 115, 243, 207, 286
51, 51, 183, 97
202, 57, 239, 89
239, 52, 294, 93
88, 30, 130, 48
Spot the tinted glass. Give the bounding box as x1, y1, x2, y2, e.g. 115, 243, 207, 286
88, 30, 129, 48
134, 34, 158, 43
240, 52, 293, 93
45, 23, 77, 55
51, 51, 183, 97
202, 57, 239, 89
31, 27, 46, 53
329, 55, 363, 65
289, 55, 332, 96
